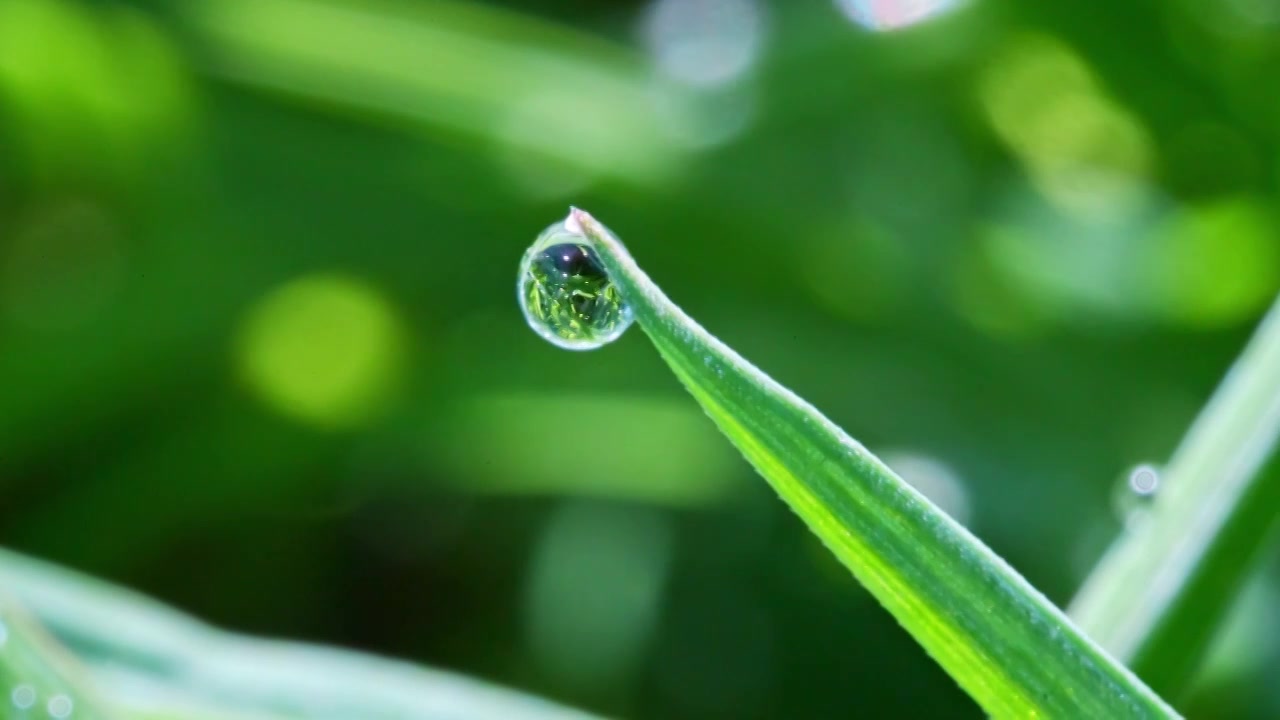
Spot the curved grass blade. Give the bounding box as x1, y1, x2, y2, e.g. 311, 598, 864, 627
1069, 296, 1280, 697
569, 208, 1177, 719
0, 595, 116, 720
0, 548, 601, 720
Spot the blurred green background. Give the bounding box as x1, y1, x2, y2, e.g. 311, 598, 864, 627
2, 0, 1279, 717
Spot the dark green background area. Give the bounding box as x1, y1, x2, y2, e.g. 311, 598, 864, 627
1, 0, 1277, 717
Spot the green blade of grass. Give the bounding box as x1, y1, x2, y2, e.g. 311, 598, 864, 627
0, 595, 116, 719
0, 547, 601, 720
569, 208, 1177, 719
1069, 297, 1280, 696
185, 0, 686, 185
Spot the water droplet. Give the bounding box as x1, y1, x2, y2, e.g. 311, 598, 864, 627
0, 619, 8, 648
518, 219, 633, 351
11, 685, 35, 710
1128, 464, 1160, 496
1113, 463, 1160, 530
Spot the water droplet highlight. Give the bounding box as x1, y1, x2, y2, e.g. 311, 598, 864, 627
518, 218, 633, 350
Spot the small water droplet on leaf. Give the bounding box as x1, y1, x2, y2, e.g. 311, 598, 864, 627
518, 218, 633, 350
1113, 463, 1160, 530
1127, 465, 1160, 496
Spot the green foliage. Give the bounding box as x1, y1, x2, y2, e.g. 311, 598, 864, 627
572, 209, 1177, 718
1070, 298, 1280, 696
0, 548, 601, 720
4, 0, 1280, 717
0, 598, 113, 719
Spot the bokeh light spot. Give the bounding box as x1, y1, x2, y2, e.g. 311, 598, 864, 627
493, 89, 607, 199
10, 684, 36, 710
47, 694, 74, 719
650, 81, 757, 151
0, 0, 192, 183
237, 274, 406, 429
525, 500, 672, 693
437, 393, 739, 506
1141, 198, 1280, 328
979, 34, 1153, 218
982, 221, 1138, 321
959, 177, 1176, 329
642, 0, 765, 88
835, 0, 964, 31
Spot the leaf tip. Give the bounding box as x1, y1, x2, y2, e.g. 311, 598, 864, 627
565, 206, 588, 236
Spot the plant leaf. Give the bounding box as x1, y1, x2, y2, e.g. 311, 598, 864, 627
570, 208, 1178, 719
0, 547, 602, 720
185, 0, 687, 185
1069, 297, 1280, 696
0, 594, 117, 719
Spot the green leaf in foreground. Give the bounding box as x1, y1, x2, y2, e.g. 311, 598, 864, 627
560, 208, 1178, 719
0, 595, 115, 720
1069, 296, 1280, 696
0, 548, 601, 720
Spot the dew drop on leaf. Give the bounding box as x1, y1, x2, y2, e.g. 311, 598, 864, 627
518, 218, 633, 350
1113, 463, 1160, 530
1127, 464, 1160, 497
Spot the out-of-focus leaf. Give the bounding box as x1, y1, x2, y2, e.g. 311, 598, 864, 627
0, 548, 601, 720
185, 0, 688, 184
0, 595, 115, 719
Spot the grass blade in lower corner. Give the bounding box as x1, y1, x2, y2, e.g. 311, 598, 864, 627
0, 547, 602, 720
0, 594, 116, 720
1069, 295, 1280, 697
569, 208, 1179, 719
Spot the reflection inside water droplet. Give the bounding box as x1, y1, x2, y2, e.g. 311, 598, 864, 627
518, 217, 634, 351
